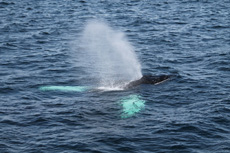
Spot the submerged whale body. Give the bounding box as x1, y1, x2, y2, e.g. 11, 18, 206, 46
125, 75, 170, 89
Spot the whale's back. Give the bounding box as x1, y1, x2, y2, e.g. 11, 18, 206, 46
125, 75, 170, 89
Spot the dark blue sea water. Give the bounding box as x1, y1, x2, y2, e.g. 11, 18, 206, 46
1, 0, 230, 152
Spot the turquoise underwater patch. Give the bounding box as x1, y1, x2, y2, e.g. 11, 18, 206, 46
39, 86, 88, 92
120, 95, 145, 118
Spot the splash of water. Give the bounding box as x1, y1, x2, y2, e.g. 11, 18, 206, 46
79, 20, 142, 90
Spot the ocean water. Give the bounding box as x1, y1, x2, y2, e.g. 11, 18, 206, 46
0, 0, 230, 152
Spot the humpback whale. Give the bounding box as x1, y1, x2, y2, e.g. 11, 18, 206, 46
125, 75, 170, 89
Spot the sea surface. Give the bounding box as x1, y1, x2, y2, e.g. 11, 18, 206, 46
0, 0, 230, 152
